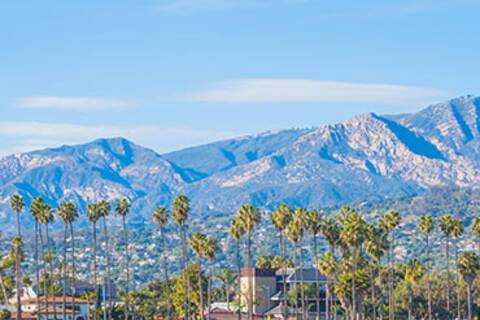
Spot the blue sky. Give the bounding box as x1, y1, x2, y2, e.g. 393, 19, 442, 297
1, 0, 479, 156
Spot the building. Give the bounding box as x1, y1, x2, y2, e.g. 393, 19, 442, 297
239, 268, 334, 320
11, 297, 89, 320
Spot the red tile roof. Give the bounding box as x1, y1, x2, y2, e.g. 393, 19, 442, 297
21, 297, 88, 304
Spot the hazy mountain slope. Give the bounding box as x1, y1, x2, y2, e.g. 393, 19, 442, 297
0, 96, 479, 231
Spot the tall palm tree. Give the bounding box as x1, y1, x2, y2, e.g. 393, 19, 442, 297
152, 206, 173, 319
237, 204, 261, 320
203, 235, 219, 320
321, 217, 341, 320
31, 197, 45, 320
190, 232, 207, 320
379, 210, 401, 320
173, 195, 192, 320
115, 198, 131, 320
294, 208, 307, 319
458, 251, 480, 320
404, 259, 425, 320
97, 200, 112, 320
271, 204, 292, 319
364, 222, 388, 320
451, 218, 464, 320
418, 214, 434, 320
87, 203, 100, 320
228, 219, 245, 320
214, 269, 237, 312
471, 217, 480, 256
68, 204, 79, 318
317, 251, 337, 320
286, 214, 302, 318
10, 194, 24, 320
305, 209, 323, 320
439, 214, 454, 315
339, 207, 368, 320
57, 201, 78, 320
37, 201, 56, 320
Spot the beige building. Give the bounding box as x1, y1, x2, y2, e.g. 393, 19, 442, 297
240, 268, 278, 315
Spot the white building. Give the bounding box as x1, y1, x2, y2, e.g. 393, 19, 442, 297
12, 297, 89, 320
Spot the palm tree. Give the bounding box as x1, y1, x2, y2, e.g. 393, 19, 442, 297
37, 200, 56, 320
458, 251, 480, 320
97, 200, 112, 320
214, 269, 237, 312
418, 214, 434, 320
10, 194, 24, 320
439, 214, 454, 315
317, 251, 337, 320
271, 204, 292, 319
339, 207, 368, 320
152, 206, 173, 318
471, 217, 480, 256
451, 218, 464, 320
115, 198, 131, 320
286, 214, 302, 318
364, 223, 388, 320
172, 195, 192, 320
228, 219, 245, 320
190, 232, 207, 320
379, 210, 401, 320
404, 259, 425, 320
305, 209, 323, 320
294, 208, 307, 319
236, 204, 261, 320
203, 235, 219, 320
57, 201, 78, 320
87, 203, 100, 320
31, 197, 45, 320
321, 216, 341, 320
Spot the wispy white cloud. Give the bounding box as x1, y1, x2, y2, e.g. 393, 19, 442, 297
187, 79, 447, 106
16, 96, 131, 111
0, 122, 238, 157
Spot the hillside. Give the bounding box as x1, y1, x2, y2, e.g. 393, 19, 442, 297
0, 95, 479, 231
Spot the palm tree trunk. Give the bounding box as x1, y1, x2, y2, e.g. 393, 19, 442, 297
293, 242, 298, 319
313, 235, 320, 320
426, 235, 432, 320
207, 262, 213, 320
445, 235, 450, 315
180, 226, 190, 320
15, 211, 22, 320
388, 233, 394, 320
63, 223, 68, 320
370, 265, 376, 320
280, 232, 288, 320
0, 275, 9, 305
70, 223, 77, 320
34, 220, 40, 320
45, 224, 58, 320
102, 217, 112, 320
39, 223, 49, 320
466, 282, 472, 320
92, 222, 98, 320
247, 230, 253, 320
454, 238, 461, 320
352, 249, 357, 320
121, 216, 130, 320
299, 236, 306, 319
198, 257, 204, 320
325, 276, 331, 320
160, 227, 172, 319
235, 239, 241, 320
407, 287, 412, 320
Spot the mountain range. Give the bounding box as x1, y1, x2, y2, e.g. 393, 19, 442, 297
1, 95, 479, 231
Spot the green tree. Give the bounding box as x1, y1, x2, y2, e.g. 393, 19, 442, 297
418, 214, 434, 320
471, 217, 480, 256
305, 209, 323, 320
439, 214, 454, 316
214, 269, 237, 312
97, 199, 113, 320
152, 206, 173, 318
237, 204, 261, 320
458, 251, 480, 320
379, 210, 401, 320
317, 251, 337, 320
228, 219, 244, 320
87, 203, 100, 320
31, 197, 46, 319
190, 232, 207, 320
115, 198, 131, 320
203, 236, 219, 320
451, 218, 464, 319
10, 194, 24, 320
173, 195, 192, 320
271, 203, 292, 319
405, 259, 425, 320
